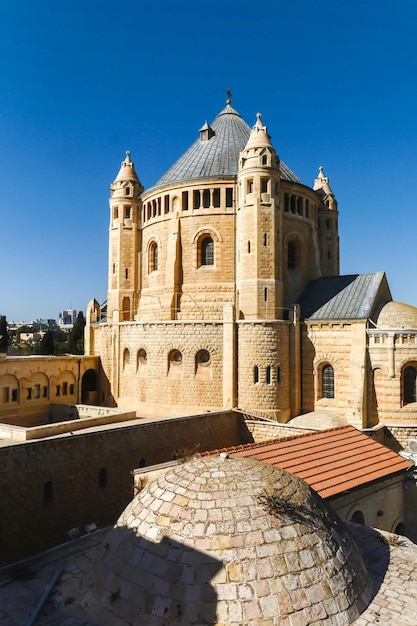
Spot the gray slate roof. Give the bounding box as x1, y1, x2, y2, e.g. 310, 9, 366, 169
297, 272, 388, 321
152, 104, 303, 189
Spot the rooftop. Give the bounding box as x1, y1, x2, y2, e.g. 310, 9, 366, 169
152, 103, 303, 190
198, 425, 413, 499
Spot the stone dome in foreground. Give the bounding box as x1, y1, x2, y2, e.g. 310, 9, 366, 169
80, 457, 372, 626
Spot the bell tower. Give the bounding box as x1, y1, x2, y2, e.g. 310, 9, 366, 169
107, 151, 143, 322
236, 113, 283, 319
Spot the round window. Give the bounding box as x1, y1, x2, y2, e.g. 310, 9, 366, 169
197, 349, 211, 366
170, 350, 182, 365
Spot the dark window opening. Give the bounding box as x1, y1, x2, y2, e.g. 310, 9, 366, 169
284, 194, 289, 212
262, 154, 268, 165
98, 468, 107, 490
193, 190, 200, 209
297, 197, 303, 215
164, 195, 170, 214
247, 179, 253, 194
322, 364, 335, 399
404, 366, 417, 404
11, 388, 18, 402
149, 242, 158, 272
63, 382, 68, 396
226, 188, 233, 207
27, 387, 32, 400
182, 191, 188, 211
264, 233, 267, 246
261, 178, 268, 194
254, 366, 259, 384
277, 366, 281, 383
264, 287, 268, 302
351, 510, 365, 525
43, 481, 53, 507
287, 241, 297, 270
125, 206, 131, 219
213, 188, 220, 207
203, 189, 210, 208
266, 366, 271, 384
201, 237, 214, 266
125, 268, 129, 279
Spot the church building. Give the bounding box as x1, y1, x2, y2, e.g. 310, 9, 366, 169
85, 97, 417, 429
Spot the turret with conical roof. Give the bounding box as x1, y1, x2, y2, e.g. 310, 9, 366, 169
107, 151, 143, 322
314, 165, 340, 276
236, 112, 283, 319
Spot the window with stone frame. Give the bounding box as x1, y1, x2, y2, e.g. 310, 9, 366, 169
200, 236, 214, 266
149, 241, 158, 272
321, 364, 335, 399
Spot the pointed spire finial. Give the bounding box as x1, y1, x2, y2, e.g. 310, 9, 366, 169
226, 86, 232, 105
125, 150, 131, 163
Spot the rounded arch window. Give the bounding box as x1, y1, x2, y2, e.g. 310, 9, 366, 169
123, 348, 130, 368
350, 510, 365, 525
395, 522, 406, 536
196, 349, 211, 366
287, 240, 299, 270
321, 364, 334, 399
138, 349, 147, 365
201, 236, 214, 266
169, 349, 182, 365
403, 365, 417, 404
148, 241, 159, 273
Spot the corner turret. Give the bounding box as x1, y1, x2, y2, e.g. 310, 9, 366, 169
236, 113, 283, 319
107, 151, 143, 322
314, 166, 339, 276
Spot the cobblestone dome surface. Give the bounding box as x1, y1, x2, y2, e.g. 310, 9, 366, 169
79, 456, 372, 625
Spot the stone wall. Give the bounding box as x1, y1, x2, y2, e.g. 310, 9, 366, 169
0, 410, 252, 566
237, 321, 290, 420
302, 321, 367, 428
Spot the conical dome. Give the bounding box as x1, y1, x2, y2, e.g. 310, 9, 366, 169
80, 456, 372, 625
113, 150, 140, 183
152, 104, 303, 189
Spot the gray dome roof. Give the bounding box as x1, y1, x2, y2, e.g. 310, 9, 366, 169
80, 456, 372, 625
153, 104, 303, 189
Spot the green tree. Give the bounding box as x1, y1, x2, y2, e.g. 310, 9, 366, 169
0, 316, 8, 353
37, 329, 55, 355
68, 311, 85, 354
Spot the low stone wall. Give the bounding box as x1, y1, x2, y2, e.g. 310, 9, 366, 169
245, 420, 314, 442
0, 410, 252, 566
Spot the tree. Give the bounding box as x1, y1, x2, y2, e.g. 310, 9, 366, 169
37, 329, 55, 355
0, 316, 8, 353
68, 311, 85, 354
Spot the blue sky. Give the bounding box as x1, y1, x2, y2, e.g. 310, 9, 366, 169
1, 0, 417, 322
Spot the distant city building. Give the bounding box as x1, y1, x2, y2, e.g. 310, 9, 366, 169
58, 309, 77, 329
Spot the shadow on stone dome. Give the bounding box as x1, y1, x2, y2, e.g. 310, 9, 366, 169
80, 526, 222, 625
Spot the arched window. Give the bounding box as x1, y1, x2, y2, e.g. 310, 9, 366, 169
287, 240, 298, 270
322, 364, 335, 399
404, 366, 417, 404
201, 236, 214, 266
149, 241, 158, 272
350, 510, 365, 525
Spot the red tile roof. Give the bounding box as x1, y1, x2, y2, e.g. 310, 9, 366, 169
198, 425, 413, 499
